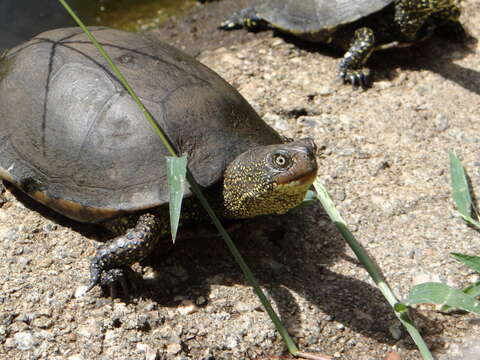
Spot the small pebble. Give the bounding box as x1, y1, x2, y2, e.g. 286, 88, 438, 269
74, 285, 88, 298
146, 347, 159, 360
377, 81, 392, 90
389, 322, 402, 340
68, 355, 84, 360
166, 343, 182, 355
13, 331, 38, 351
385, 352, 402, 360
299, 115, 321, 128
196, 296, 206, 305
177, 300, 199, 315
434, 114, 449, 132
224, 335, 239, 349
137, 343, 149, 353
318, 85, 333, 96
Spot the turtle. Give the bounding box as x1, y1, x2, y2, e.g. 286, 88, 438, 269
0, 27, 318, 295
219, 0, 464, 88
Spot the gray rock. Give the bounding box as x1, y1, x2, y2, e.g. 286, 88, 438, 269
434, 114, 449, 132
13, 331, 39, 350
166, 343, 182, 355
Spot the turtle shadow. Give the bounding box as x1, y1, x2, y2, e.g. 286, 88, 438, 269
4, 182, 442, 347
272, 29, 478, 93
404, 35, 480, 96
136, 203, 418, 346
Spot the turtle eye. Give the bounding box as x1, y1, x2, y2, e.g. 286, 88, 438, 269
272, 153, 290, 168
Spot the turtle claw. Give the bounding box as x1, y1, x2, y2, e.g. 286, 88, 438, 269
102, 267, 140, 298
340, 68, 371, 90
219, 20, 240, 30
87, 266, 140, 298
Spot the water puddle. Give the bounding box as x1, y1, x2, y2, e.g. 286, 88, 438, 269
73, 0, 197, 32
0, 0, 198, 49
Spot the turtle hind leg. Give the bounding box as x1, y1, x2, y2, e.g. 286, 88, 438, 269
219, 6, 267, 31
86, 213, 167, 297
339, 27, 376, 89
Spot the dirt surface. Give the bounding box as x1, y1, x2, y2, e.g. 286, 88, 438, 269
1, 1, 480, 359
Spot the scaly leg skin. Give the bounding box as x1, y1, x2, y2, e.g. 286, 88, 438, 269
86, 213, 166, 297
219, 6, 267, 31
339, 27, 376, 89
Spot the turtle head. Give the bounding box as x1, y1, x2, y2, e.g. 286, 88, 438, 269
222, 138, 318, 219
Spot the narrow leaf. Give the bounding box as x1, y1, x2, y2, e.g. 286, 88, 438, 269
460, 213, 480, 230
166, 155, 187, 243
303, 189, 318, 204
313, 178, 434, 360
394, 302, 408, 312
451, 252, 480, 273
407, 282, 480, 314
441, 281, 480, 312
463, 281, 480, 298
449, 152, 472, 217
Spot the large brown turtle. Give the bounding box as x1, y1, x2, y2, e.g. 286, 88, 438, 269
217, 0, 464, 88
0, 27, 318, 294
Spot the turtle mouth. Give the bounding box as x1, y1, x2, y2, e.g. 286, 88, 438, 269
275, 168, 317, 188
295, 170, 318, 186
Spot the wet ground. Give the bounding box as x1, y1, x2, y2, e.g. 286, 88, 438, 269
0, 0, 197, 49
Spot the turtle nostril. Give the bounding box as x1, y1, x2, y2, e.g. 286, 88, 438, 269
299, 138, 317, 154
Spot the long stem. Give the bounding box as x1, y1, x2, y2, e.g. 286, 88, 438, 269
314, 179, 433, 360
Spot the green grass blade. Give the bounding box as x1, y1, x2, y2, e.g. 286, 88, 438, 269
441, 253, 480, 311
459, 213, 480, 230
463, 281, 480, 298
166, 155, 187, 243
303, 189, 318, 204
441, 281, 480, 312
407, 282, 480, 314
449, 152, 472, 217
451, 252, 480, 273
184, 172, 303, 357
313, 178, 434, 360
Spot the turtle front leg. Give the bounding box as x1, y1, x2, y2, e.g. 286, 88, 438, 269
219, 6, 267, 31
86, 213, 166, 296
339, 27, 376, 89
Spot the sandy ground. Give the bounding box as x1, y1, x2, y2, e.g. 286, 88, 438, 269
1, 0, 480, 359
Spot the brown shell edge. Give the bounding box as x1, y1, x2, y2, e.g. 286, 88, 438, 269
0, 168, 124, 223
